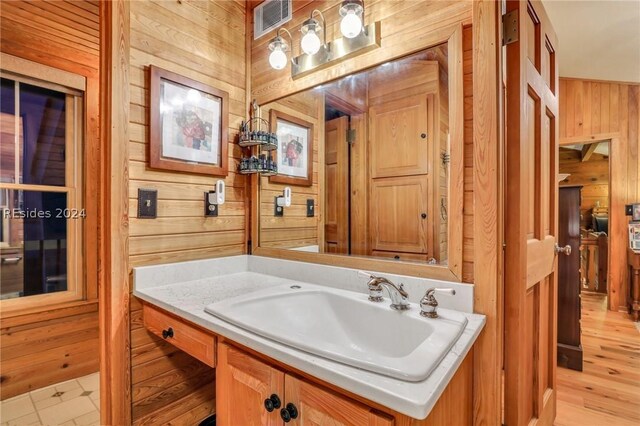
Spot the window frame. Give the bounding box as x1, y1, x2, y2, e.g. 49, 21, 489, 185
0, 59, 86, 315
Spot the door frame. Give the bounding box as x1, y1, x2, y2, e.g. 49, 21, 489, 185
99, 1, 131, 424
559, 137, 615, 302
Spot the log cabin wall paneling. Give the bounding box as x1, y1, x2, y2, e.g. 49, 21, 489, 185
0, 0, 100, 400
127, 1, 248, 423
559, 78, 640, 311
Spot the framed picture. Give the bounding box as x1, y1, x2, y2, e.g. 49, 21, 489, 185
149, 66, 229, 176
269, 109, 314, 186
633, 203, 640, 221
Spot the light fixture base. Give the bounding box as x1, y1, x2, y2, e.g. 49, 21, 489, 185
291, 21, 381, 80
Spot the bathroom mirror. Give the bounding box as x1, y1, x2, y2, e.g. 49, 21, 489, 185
254, 31, 464, 281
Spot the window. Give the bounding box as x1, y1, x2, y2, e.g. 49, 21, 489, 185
0, 64, 85, 311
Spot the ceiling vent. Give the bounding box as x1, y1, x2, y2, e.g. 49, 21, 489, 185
254, 0, 292, 40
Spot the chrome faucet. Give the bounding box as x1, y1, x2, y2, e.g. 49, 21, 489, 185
359, 271, 410, 311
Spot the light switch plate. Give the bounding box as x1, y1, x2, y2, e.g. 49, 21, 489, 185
138, 189, 157, 219
307, 199, 315, 217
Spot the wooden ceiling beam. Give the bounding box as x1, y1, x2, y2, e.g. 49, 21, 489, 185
581, 142, 599, 162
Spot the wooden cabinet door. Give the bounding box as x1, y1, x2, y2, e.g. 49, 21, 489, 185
505, 0, 560, 424
369, 94, 431, 179
324, 116, 350, 254
217, 343, 284, 426
370, 176, 430, 254
284, 374, 393, 426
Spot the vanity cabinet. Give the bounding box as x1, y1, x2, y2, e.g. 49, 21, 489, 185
141, 303, 473, 425
216, 343, 284, 426
142, 303, 216, 367
217, 342, 393, 426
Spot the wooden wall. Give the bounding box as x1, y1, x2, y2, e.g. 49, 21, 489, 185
0, 0, 100, 399
259, 91, 322, 250
559, 148, 609, 229
559, 78, 640, 311
127, 0, 248, 423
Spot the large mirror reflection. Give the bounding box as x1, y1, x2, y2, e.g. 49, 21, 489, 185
259, 42, 454, 265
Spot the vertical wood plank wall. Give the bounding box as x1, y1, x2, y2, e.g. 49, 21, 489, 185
559, 78, 640, 311
127, 1, 247, 423
0, 0, 100, 399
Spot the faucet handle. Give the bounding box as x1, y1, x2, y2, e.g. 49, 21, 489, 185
358, 271, 385, 302
420, 288, 456, 318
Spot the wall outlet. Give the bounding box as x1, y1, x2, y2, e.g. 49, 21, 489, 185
205, 191, 219, 217
138, 189, 157, 219
274, 196, 284, 217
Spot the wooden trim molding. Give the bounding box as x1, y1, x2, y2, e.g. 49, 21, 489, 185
99, 0, 131, 424
0, 52, 86, 91
471, 1, 503, 425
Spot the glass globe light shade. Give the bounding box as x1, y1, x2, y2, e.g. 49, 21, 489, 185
269, 46, 288, 70
340, 10, 362, 38
301, 30, 321, 55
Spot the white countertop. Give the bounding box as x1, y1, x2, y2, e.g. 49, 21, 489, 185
133, 255, 485, 419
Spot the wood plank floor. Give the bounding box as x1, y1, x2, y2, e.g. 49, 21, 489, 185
555, 292, 640, 426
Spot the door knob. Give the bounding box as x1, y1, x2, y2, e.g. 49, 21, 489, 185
555, 244, 571, 256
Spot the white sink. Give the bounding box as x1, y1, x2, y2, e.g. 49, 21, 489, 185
204, 283, 467, 382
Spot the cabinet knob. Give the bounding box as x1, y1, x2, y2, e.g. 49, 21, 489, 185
421, 213, 427, 219
264, 394, 281, 412
161, 327, 174, 339
420, 133, 427, 139
394, 255, 400, 260
280, 403, 299, 422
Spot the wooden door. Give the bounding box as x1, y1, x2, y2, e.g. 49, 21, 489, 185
217, 343, 284, 426
370, 176, 430, 255
557, 187, 582, 371
504, 0, 560, 425
369, 95, 431, 179
284, 374, 394, 425
324, 116, 349, 254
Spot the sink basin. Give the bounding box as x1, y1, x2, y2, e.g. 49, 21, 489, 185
204, 283, 467, 381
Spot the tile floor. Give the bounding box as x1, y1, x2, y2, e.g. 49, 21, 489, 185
0, 373, 99, 426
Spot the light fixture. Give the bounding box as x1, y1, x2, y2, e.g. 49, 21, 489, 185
300, 10, 326, 55
268, 28, 293, 70
266, 1, 380, 79
339, 0, 364, 39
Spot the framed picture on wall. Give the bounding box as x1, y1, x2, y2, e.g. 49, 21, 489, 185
149, 65, 229, 176
269, 109, 314, 186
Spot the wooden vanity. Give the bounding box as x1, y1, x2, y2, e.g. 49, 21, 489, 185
141, 301, 474, 425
